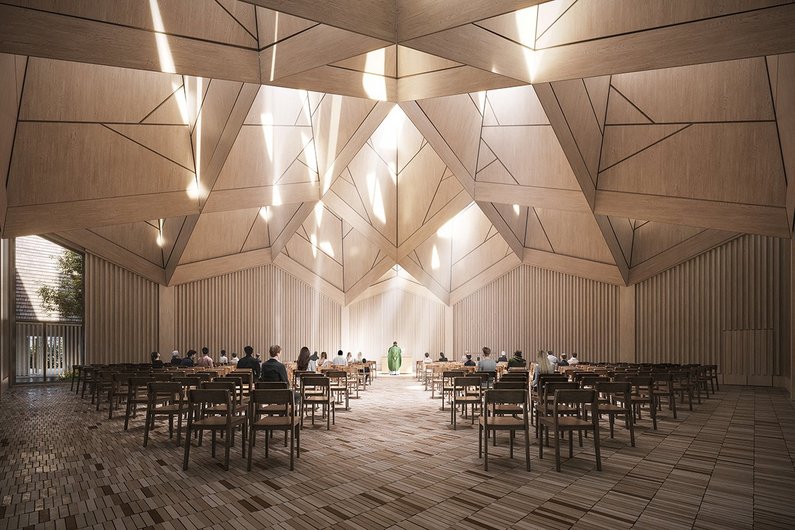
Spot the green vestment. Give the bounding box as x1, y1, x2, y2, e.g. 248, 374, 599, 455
387, 345, 402, 372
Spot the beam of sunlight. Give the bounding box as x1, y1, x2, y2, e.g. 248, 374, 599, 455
362, 48, 387, 101
513, 6, 538, 48
513, 204, 521, 215
321, 96, 342, 194
366, 171, 386, 225
319, 241, 334, 258
186, 179, 205, 200
156, 219, 165, 247
259, 206, 271, 222
271, 185, 282, 206
174, 83, 189, 124
148, 0, 176, 74
310, 233, 318, 258
260, 112, 274, 163
314, 201, 324, 228
268, 12, 279, 81
375, 105, 405, 179
303, 140, 318, 175
437, 216, 455, 239
431, 245, 440, 270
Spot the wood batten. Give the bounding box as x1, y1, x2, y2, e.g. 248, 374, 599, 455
453, 265, 621, 361
531, 4, 795, 84
395, 66, 520, 102
595, 191, 790, 238
202, 182, 319, 213
0, 4, 261, 83
629, 230, 739, 284
449, 252, 520, 305
56, 229, 166, 285
4, 193, 198, 238
522, 249, 625, 286
84, 253, 159, 365
169, 248, 272, 286
322, 193, 397, 261
636, 234, 788, 386
272, 66, 398, 101
474, 182, 589, 212
270, 202, 315, 259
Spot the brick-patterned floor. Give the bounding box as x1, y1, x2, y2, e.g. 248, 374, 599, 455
1, 377, 794, 529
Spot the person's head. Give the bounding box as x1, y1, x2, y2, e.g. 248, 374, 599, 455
220, 349, 226, 356
347, 352, 352, 358
299, 346, 310, 358
337, 350, 343, 356
548, 350, 553, 356
393, 341, 398, 346
255, 353, 261, 359
186, 350, 196, 358
362, 357, 367, 363
171, 350, 179, 358
151, 351, 159, 361
424, 352, 430, 358
561, 353, 567, 360
439, 352, 446, 358
482, 347, 491, 357
572, 352, 578, 359
321, 351, 327, 359
500, 350, 506, 358
514, 350, 522, 358
269, 345, 281, 358
201, 347, 209, 355
466, 354, 472, 360
232, 352, 238, 358
537, 349, 546, 361
244, 346, 253, 356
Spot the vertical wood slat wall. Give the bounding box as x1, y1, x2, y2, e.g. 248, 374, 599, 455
173, 265, 341, 363
453, 266, 620, 362
84, 253, 158, 364
347, 289, 446, 363
635, 234, 789, 381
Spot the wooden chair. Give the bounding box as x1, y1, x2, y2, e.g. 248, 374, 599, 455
183, 389, 247, 470
451, 376, 482, 429
595, 381, 635, 447
478, 389, 530, 471
534, 381, 579, 437
627, 376, 658, 430
71, 364, 82, 393
123, 376, 152, 430
440, 370, 465, 411
706, 364, 720, 392
247, 389, 300, 471
326, 370, 349, 410
651, 372, 677, 419
538, 389, 601, 472
300, 376, 334, 430
671, 370, 694, 412
143, 382, 186, 447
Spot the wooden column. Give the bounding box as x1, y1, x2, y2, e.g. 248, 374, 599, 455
158, 284, 175, 356
618, 285, 636, 363
444, 304, 453, 359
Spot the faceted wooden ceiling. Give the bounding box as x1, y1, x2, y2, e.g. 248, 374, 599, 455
0, 0, 793, 305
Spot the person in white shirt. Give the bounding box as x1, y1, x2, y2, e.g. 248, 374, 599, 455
568, 352, 579, 366
356, 352, 363, 363
547, 350, 559, 366
229, 352, 239, 366
477, 347, 497, 372
422, 352, 433, 364
332, 350, 347, 366
218, 350, 228, 365
346, 352, 353, 364
308, 351, 319, 372
319, 351, 332, 369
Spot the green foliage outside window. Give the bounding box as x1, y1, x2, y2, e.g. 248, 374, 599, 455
37, 251, 84, 320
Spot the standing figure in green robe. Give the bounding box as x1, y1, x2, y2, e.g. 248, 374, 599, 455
387, 341, 402, 375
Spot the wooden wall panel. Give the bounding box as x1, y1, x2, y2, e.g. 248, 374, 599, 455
453, 265, 620, 363
636, 235, 789, 383
347, 288, 445, 369
84, 253, 159, 365
173, 265, 341, 363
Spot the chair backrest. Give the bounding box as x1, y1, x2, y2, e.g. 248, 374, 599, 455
484, 389, 527, 406
553, 389, 597, 408
151, 373, 173, 382
173, 376, 201, 389
627, 376, 654, 393
595, 381, 631, 403
250, 389, 294, 406
256, 381, 289, 389
301, 376, 330, 392
542, 381, 579, 402
201, 381, 237, 393
188, 388, 231, 407
454, 376, 483, 389
494, 381, 526, 389
127, 376, 152, 392
148, 381, 183, 400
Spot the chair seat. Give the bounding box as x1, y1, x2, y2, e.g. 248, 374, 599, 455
153, 404, 187, 413
599, 404, 628, 413
207, 403, 247, 414
535, 404, 578, 415
538, 416, 591, 429
253, 416, 299, 428
258, 404, 289, 414
495, 404, 523, 414
194, 416, 246, 427
304, 395, 331, 403
479, 416, 526, 428
454, 396, 481, 404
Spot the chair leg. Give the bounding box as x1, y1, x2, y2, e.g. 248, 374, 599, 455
183, 431, 191, 470
568, 430, 574, 459
524, 425, 531, 472
143, 410, 151, 447
483, 425, 489, 472
628, 411, 635, 447
554, 427, 561, 472
593, 424, 602, 471
538, 424, 544, 459
289, 427, 295, 471
177, 413, 183, 447
211, 431, 217, 458
224, 427, 231, 471
247, 429, 254, 471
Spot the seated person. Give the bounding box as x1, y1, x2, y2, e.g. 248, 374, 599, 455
229, 352, 239, 366
237, 346, 260, 379
151, 351, 163, 369
568, 352, 580, 366
558, 353, 569, 367
197, 347, 214, 368
497, 351, 508, 362
180, 350, 197, 367
332, 350, 347, 366
169, 350, 181, 365
218, 350, 228, 365
463, 354, 476, 367
477, 347, 497, 372
507, 350, 526, 368
438, 352, 448, 362
360, 357, 371, 384
260, 345, 289, 382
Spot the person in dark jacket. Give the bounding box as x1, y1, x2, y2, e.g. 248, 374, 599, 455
260, 345, 289, 383
237, 346, 260, 379
507, 350, 526, 368
463, 354, 476, 367
151, 351, 163, 369
180, 350, 196, 367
